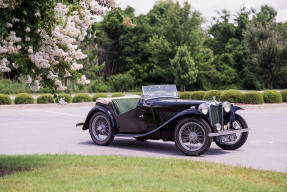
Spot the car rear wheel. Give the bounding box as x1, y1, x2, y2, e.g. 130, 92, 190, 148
174, 117, 212, 156
89, 112, 114, 146
214, 114, 248, 150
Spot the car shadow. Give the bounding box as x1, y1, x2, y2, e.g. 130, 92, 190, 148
78, 138, 230, 157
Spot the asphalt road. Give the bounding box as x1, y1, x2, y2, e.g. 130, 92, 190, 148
0, 103, 287, 173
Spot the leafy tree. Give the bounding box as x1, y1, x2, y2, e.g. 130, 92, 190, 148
170, 46, 198, 91
244, 5, 287, 89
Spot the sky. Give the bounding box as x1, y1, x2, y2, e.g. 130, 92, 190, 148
116, 0, 287, 24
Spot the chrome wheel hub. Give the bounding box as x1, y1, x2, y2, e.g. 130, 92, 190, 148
179, 122, 206, 151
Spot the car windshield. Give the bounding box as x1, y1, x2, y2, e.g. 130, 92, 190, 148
142, 85, 179, 100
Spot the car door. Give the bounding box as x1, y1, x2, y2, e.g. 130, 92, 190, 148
117, 103, 157, 133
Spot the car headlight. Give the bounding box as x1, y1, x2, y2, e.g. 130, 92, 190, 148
222, 101, 231, 113
199, 103, 209, 115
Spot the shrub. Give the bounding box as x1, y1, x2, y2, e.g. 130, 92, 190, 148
92, 93, 108, 102
0, 94, 12, 105
72, 93, 92, 103
0, 79, 29, 94
179, 92, 192, 99
204, 90, 222, 101
221, 90, 243, 103
37, 94, 54, 104
87, 80, 111, 93
57, 94, 72, 103
109, 73, 135, 92
262, 90, 282, 103
14, 93, 34, 104
242, 91, 264, 104
191, 91, 206, 100
111, 93, 125, 97
280, 90, 287, 102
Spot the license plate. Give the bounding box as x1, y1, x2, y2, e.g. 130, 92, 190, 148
220, 134, 236, 143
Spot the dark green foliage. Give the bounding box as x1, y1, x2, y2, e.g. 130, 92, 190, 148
179, 92, 193, 99
262, 90, 282, 103
92, 93, 108, 102
0, 79, 29, 94
109, 73, 134, 92
58, 94, 72, 103
72, 94, 92, 103
204, 90, 222, 101
87, 80, 111, 93
280, 90, 287, 102
36, 94, 54, 104
170, 46, 198, 91
221, 90, 243, 103
242, 91, 264, 104
14, 94, 34, 104
0, 94, 12, 105
111, 93, 125, 97
191, 91, 206, 100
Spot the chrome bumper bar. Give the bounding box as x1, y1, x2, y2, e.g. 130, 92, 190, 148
208, 128, 250, 137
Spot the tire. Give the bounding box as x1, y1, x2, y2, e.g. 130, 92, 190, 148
135, 137, 148, 142
174, 117, 212, 156
89, 112, 114, 146
214, 114, 248, 150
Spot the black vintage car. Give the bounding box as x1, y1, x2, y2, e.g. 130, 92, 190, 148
77, 85, 250, 156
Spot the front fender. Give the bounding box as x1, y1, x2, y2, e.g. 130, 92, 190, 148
82, 105, 116, 130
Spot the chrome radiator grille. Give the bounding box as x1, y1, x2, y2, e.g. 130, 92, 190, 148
209, 103, 224, 128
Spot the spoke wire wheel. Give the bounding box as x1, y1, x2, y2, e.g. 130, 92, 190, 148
214, 114, 249, 150
89, 112, 114, 146
222, 120, 242, 145
92, 115, 110, 141
179, 122, 206, 151
175, 117, 212, 156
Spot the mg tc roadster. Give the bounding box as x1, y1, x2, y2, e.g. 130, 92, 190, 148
77, 85, 250, 156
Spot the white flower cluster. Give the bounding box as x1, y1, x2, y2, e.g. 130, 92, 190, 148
0, 0, 9, 8
78, 75, 90, 85
1, 0, 113, 91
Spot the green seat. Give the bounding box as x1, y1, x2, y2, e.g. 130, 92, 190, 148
112, 98, 140, 114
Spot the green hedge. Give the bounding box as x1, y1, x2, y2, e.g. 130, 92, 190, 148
204, 90, 222, 101
92, 93, 108, 102
57, 94, 72, 103
280, 90, 287, 102
111, 93, 125, 97
37, 94, 54, 104
0, 94, 12, 105
191, 91, 206, 100
262, 90, 282, 103
221, 90, 243, 103
14, 93, 34, 104
72, 93, 92, 103
242, 91, 264, 104
179, 92, 192, 99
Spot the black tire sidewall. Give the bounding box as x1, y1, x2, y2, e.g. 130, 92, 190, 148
174, 117, 212, 156
89, 112, 114, 146
214, 114, 248, 150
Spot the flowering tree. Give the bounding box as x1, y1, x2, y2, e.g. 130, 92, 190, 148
0, 0, 115, 92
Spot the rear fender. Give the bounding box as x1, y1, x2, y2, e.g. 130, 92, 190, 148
82, 105, 116, 130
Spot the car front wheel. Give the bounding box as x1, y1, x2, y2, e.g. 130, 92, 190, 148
174, 117, 212, 156
214, 114, 248, 150
89, 112, 114, 146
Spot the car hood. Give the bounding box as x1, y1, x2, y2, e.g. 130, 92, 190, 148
150, 98, 206, 109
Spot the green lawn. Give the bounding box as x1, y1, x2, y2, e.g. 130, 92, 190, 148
0, 155, 286, 192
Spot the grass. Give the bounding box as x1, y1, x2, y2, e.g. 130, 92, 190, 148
0, 155, 286, 192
